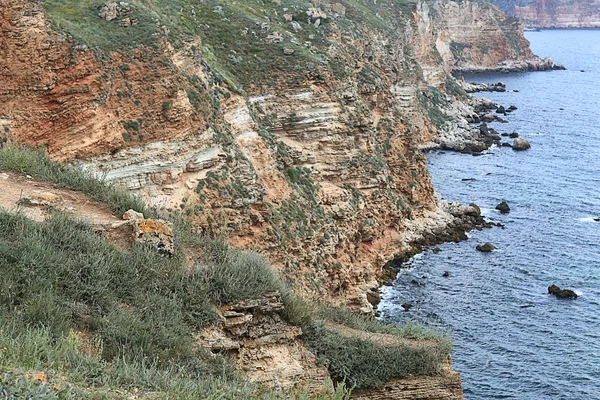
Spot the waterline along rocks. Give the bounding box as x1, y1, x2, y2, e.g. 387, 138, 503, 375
0, 0, 552, 397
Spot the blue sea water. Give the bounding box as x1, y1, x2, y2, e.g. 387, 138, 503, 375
379, 30, 600, 399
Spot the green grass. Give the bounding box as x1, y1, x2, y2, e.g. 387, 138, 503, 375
0, 145, 452, 396
0, 144, 147, 216
41, 0, 419, 88
303, 323, 452, 391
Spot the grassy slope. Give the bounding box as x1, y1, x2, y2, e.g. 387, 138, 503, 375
41, 0, 417, 89
0, 145, 452, 397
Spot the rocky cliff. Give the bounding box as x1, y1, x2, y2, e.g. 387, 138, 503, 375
0, 0, 552, 313
490, 0, 600, 28
0, 0, 548, 397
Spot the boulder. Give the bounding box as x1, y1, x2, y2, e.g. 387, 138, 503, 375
513, 137, 531, 150
509, 132, 519, 138
548, 284, 578, 299
442, 271, 450, 277
401, 302, 412, 311
496, 106, 506, 114
495, 201, 510, 214
283, 47, 295, 55
508, 105, 518, 111
432, 247, 441, 254
130, 218, 174, 255
476, 242, 496, 252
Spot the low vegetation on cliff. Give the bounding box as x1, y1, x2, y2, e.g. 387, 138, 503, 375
0, 145, 451, 398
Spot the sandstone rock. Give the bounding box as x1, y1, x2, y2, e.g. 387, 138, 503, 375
123, 209, 144, 220
283, 14, 293, 22
283, 47, 295, 55
476, 242, 496, 252
513, 137, 531, 150
548, 284, 578, 299
495, 201, 510, 214
130, 218, 174, 255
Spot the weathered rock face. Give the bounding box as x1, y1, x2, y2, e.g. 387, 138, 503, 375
491, 0, 600, 28
414, 0, 560, 73
0, 0, 535, 311
197, 291, 330, 390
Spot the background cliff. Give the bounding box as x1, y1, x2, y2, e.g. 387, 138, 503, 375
0, 0, 545, 312
490, 0, 600, 27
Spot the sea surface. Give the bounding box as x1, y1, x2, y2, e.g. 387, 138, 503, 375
379, 30, 600, 399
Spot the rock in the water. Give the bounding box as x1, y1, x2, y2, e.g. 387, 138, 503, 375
513, 137, 531, 150
495, 201, 510, 214
432, 247, 441, 254
548, 284, 578, 299
468, 202, 482, 216
476, 242, 496, 252
496, 106, 506, 114
509, 132, 519, 138
131, 218, 174, 255
594, 217, 600, 222
508, 105, 518, 111
442, 271, 450, 277
501, 142, 513, 148
401, 302, 412, 311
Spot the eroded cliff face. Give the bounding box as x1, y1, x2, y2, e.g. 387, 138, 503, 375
491, 0, 600, 28
0, 0, 534, 313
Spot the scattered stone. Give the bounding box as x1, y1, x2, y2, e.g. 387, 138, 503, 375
123, 209, 144, 220
130, 218, 174, 255
501, 142, 513, 148
442, 271, 450, 277
495, 201, 510, 214
512, 137, 531, 150
476, 242, 496, 252
508, 105, 518, 111
432, 247, 441, 254
548, 284, 578, 299
509, 132, 519, 138
283, 47, 295, 56
401, 302, 412, 311
496, 106, 506, 114
291, 21, 302, 32
283, 14, 293, 22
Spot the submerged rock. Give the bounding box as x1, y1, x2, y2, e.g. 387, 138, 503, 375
476, 242, 496, 252
548, 284, 578, 299
496, 201, 510, 214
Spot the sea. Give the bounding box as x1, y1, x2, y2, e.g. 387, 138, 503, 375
379, 29, 600, 399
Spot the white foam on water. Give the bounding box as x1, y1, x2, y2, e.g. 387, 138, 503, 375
578, 217, 599, 223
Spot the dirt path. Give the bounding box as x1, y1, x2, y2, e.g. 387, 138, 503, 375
0, 171, 123, 227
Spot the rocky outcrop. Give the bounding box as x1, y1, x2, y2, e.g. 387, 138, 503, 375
197, 291, 330, 390
491, 0, 600, 28
353, 361, 463, 400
